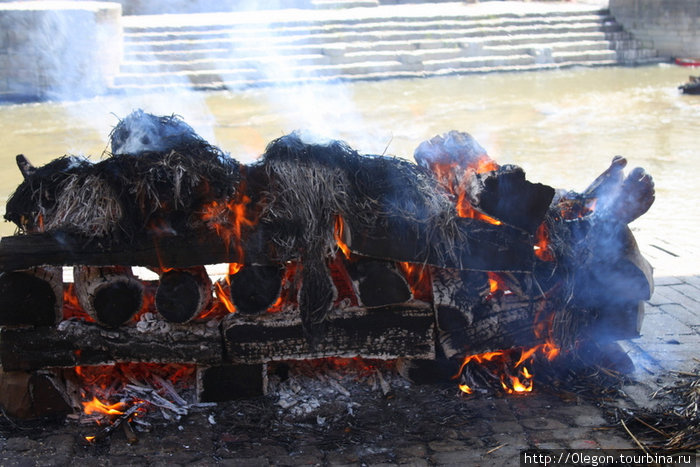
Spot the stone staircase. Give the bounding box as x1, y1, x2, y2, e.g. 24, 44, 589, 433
112, 4, 660, 92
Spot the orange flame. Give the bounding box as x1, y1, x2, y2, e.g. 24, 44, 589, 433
458, 384, 473, 395
334, 215, 352, 259
201, 192, 256, 262
398, 262, 432, 301
62, 284, 94, 321
214, 281, 236, 314
429, 157, 502, 225
534, 223, 554, 261
82, 397, 125, 416
228, 262, 243, 276
456, 191, 502, 225
501, 369, 533, 394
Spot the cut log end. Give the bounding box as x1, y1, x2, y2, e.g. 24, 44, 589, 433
0, 268, 62, 326
92, 280, 144, 328
229, 265, 283, 314
156, 268, 212, 323
74, 266, 144, 328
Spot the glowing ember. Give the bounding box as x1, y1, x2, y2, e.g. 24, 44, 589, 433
486, 272, 511, 297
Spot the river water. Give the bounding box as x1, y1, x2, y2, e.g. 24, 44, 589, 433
0, 64, 697, 255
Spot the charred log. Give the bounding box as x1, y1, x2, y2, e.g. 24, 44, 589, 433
155, 267, 212, 323
228, 264, 283, 314
342, 215, 535, 272
73, 266, 144, 328
345, 259, 412, 307
0, 267, 62, 326
223, 302, 435, 364
431, 268, 537, 359
0, 320, 223, 371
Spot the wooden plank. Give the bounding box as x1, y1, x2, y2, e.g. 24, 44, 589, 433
223, 301, 435, 364
0, 213, 535, 273
343, 216, 535, 273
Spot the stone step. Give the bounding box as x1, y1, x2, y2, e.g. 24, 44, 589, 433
122, 13, 613, 41
121, 8, 608, 34
121, 39, 628, 75
111, 56, 634, 93
122, 22, 621, 54
310, 0, 380, 8
112, 6, 659, 92
121, 31, 634, 63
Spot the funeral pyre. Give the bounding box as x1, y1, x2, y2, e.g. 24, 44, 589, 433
0, 111, 655, 429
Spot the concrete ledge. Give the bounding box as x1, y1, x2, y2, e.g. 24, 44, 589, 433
0, 1, 122, 101
610, 0, 700, 58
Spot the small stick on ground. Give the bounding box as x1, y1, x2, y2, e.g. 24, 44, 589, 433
620, 417, 649, 454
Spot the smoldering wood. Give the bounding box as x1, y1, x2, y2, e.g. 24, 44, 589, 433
345, 259, 412, 308
155, 267, 212, 323
431, 267, 540, 360
467, 165, 555, 234
223, 302, 435, 364
228, 264, 283, 314
0, 320, 223, 371
0, 267, 62, 326
73, 266, 144, 328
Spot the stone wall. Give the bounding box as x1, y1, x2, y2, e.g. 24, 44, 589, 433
609, 0, 700, 58
0, 2, 122, 101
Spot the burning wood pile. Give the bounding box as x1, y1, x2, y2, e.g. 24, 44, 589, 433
0, 111, 655, 425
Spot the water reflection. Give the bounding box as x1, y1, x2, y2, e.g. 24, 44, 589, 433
0, 65, 697, 241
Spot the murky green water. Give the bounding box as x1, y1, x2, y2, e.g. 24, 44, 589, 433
0, 65, 697, 240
